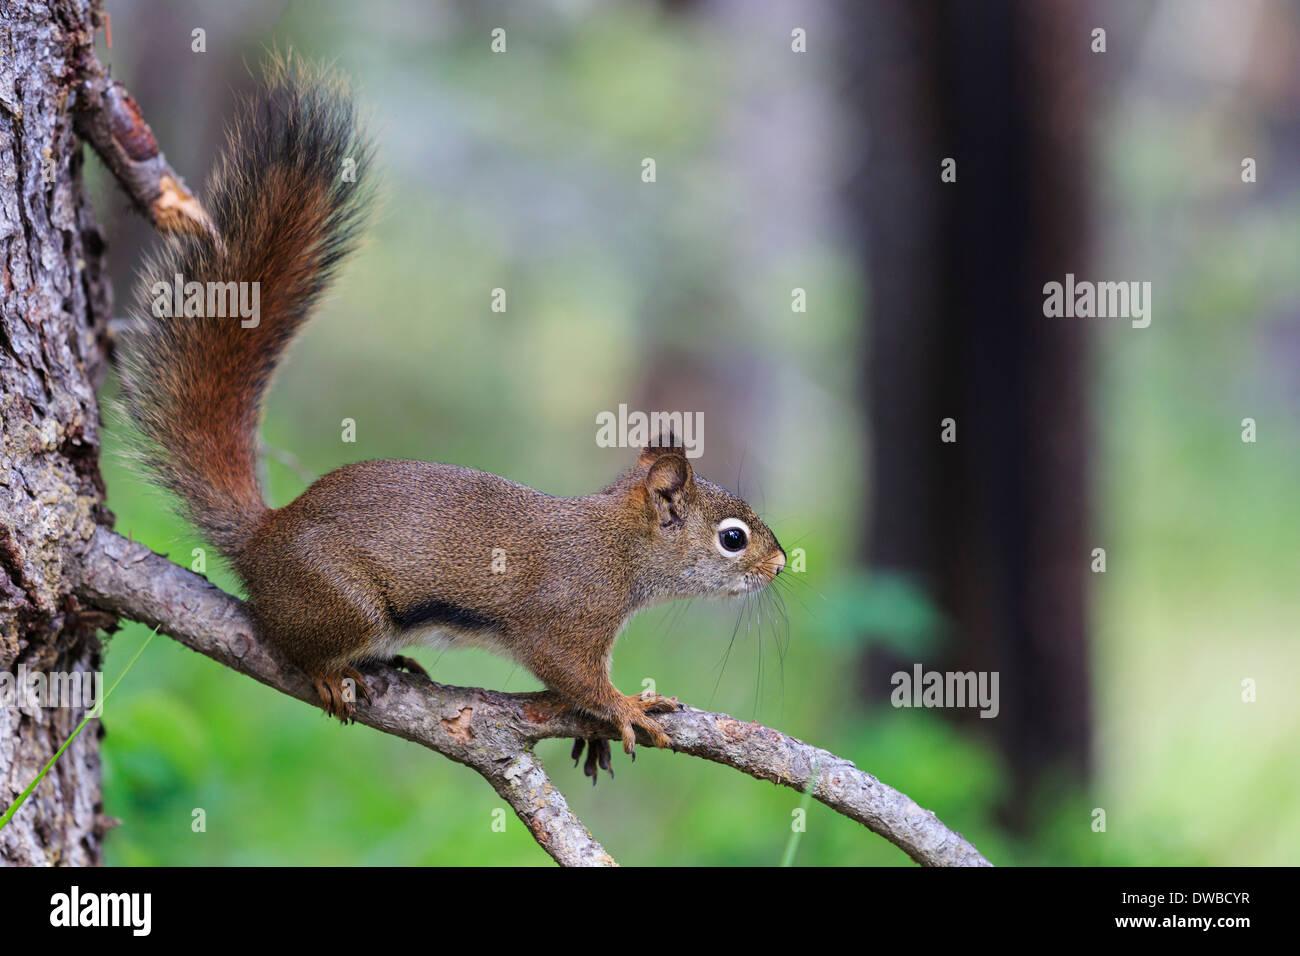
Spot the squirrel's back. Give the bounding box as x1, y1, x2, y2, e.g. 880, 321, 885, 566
119, 54, 373, 559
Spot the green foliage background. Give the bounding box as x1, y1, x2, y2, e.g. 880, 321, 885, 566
82, 0, 1300, 865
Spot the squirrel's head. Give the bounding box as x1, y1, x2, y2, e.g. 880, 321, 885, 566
624, 440, 784, 603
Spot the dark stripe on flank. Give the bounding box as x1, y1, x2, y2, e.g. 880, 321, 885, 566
393, 596, 498, 634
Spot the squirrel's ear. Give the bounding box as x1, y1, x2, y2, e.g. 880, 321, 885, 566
637, 423, 684, 468
644, 453, 692, 527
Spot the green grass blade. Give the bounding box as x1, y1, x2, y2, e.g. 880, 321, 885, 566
779, 759, 822, 866
0, 626, 158, 830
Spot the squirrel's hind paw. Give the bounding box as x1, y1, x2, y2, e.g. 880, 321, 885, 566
387, 654, 431, 681
312, 666, 372, 724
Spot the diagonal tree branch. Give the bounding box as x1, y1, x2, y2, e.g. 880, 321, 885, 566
72, 527, 991, 867
71, 36, 218, 243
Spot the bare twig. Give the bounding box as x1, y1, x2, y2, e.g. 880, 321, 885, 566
74, 527, 991, 867
71, 40, 218, 242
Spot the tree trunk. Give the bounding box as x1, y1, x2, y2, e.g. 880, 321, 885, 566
0, 0, 113, 866
846, 0, 1093, 824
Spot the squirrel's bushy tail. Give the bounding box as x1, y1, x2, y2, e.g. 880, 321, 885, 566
119, 55, 373, 559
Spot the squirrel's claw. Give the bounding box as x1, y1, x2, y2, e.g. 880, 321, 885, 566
312, 666, 372, 725
585, 739, 613, 783
564, 690, 677, 778
621, 724, 639, 757
570, 738, 615, 785
624, 693, 676, 752
621, 716, 671, 755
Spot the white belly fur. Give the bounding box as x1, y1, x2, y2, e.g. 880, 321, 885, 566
379, 622, 513, 660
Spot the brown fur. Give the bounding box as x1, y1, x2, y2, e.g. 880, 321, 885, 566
119, 57, 783, 757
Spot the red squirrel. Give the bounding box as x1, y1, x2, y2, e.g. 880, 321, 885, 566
117, 58, 785, 779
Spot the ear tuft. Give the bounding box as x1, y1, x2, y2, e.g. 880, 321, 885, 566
637, 423, 684, 468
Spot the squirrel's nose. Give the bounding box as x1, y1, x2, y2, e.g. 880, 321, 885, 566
767, 549, 786, 577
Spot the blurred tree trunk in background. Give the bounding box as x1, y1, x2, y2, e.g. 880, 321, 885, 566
0, 0, 114, 864
846, 0, 1093, 825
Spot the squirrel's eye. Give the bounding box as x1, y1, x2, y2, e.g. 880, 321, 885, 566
718, 527, 747, 553
714, 517, 752, 557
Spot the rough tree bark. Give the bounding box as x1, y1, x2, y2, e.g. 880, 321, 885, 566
0, 0, 991, 867
0, 0, 113, 866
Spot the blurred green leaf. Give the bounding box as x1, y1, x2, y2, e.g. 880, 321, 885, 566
815, 569, 946, 656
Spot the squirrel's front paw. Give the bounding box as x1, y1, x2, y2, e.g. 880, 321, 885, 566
617, 692, 678, 755
633, 691, 682, 715
620, 712, 672, 756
